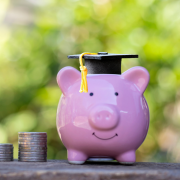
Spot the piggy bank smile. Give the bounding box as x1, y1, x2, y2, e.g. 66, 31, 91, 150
92, 132, 118, 140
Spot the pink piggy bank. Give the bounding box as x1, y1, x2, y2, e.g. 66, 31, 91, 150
56, 66, 149, 164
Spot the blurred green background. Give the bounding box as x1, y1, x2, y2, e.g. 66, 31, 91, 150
0, 0, 180, 162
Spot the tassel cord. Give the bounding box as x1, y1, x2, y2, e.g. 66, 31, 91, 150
79, 52, 97, 93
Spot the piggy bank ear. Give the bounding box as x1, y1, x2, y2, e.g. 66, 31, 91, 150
122, 66, 149, 93
57, 66, 81, 95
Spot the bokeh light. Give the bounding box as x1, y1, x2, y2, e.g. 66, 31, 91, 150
0, 0, 180, 162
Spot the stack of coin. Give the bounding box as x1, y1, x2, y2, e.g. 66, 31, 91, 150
18, 132, 47, 162
0, 143, 13, 162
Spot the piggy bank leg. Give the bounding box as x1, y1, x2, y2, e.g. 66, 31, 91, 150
67, 149, 88, 165
116, 150, 135, 165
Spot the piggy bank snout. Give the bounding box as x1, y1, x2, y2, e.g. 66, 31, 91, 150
88, 104, 120, 130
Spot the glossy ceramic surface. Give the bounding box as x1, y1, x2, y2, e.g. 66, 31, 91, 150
56, 66, 150, 164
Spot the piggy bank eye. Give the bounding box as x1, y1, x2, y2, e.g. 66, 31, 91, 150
115, 92, 118, 96
90, 92, 94, 96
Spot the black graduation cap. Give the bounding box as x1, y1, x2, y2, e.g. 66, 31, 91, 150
68, 52, 138, 74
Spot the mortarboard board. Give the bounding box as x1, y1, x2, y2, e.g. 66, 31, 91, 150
68, 52, 138, 74
68, 52, 138, 92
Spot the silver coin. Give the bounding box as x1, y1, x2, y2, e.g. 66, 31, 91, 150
0, 152, 13, 155
19, 147, 47, 152
19, 135, 47, 137
18, 140, 47, 144
18, 155, 46, 159
18, 158, 47, 161
0, 158, 13, 160
0, 157, 13, 160
18, 155, 46, 158
18, 139, 47, 143
18, 156, 46, 159
0, 157, 13, 159
19, 132, 46, 134
18, 144, 47, 147
19, 160, 46, 162
19, 149, 47, 152
18, 132, 47, 137
18, 136, 47, 139
0, 153, 13, 156
19, 151, 46, 155
0, 158, 13, 161
19, 134, 47, 136
0, 149, 13, 152
0, 148, 13, 150
0, 143, 13, 146
18, 149, 47, 152
18, 159, 46, 162
0, 146, 13, 149
18, 154, 46, 157
0, 144, 13, 148
0, 147, 13, 150
18, 145, 47, 149
18, 141, 47, 145
19, 138, 46, 141
19, 152, 46, 155
19, 144, 47, 147
19, 135, 47, 138
0, 151, 13, 154
18, 137, 47, 141
0, 156, 13, 159
19, 142, 46, 145
0, 159, 13, 162
18, 135, 47, 139
19, 136, 47, 138
0, 154, 13, 157
19, 150, 47, 153
0, 147, 13, 149
18, 157, 47, 161
18, 160, 46, 162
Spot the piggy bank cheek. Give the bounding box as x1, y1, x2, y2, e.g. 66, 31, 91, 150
73, 116, 91, 130
88, 104, 120, 130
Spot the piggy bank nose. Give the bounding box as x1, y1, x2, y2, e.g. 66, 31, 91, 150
88, 104, 120, 130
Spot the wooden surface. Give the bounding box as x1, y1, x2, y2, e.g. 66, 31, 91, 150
0, 160, 180, 180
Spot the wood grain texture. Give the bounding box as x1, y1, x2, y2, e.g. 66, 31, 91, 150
0, 160, 180, 180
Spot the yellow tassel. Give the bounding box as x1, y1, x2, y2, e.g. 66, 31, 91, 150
79, 52, 97, 93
